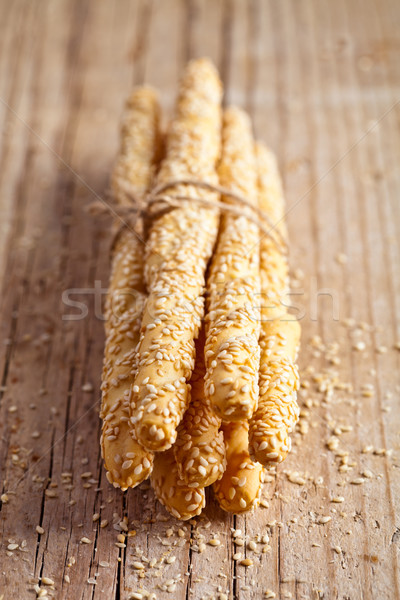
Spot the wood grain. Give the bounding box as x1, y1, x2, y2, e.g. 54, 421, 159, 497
0, 1, 399, 598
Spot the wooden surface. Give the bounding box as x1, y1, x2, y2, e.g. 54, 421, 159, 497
0, 1, 399, 598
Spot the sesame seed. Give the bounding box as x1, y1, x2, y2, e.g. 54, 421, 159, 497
209, 538, 221, 546
362, 469, 373, 479
248, 540, 257, 551
317, 516, 331, 524
331, 496, 345, 503
7, 543, 18, 550
122, 460, 133, 470
82, 383, 93, 392
234, 538, 245, 546
240, 558, 253, 567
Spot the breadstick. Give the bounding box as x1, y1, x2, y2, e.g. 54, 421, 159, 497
253, 143, 289, 317
132, 58, 223, 452
100, 87, 161, 490
204, 107, 261, 422
213, 421, 264, 514
249, 319, 300, 465
173, 331, 226, 487
248, 143, 301, 466
110, 86, 162, 209
151, 448, 206, 520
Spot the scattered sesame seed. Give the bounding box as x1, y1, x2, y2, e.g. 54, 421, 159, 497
351, 477, 365, 485
336, 252, 348, 264
331, 496, 345, 503
209, 538, 221, 546
362, 469, 373, 479
287, 472, 306, 485
240, 558, 253, 567
353, 341, 366, 351
82, 383, 94, 392
247, 540, 257, 551
7, 543, 18, 550
234, 538, 244, 546
45, 489, 58, 498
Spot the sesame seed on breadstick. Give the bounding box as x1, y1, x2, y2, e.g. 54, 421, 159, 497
151, 447, 206, 520
111, 87, 162, 210
213, 421, 263, 514
253, 143, 289, 316
132, 59, 223, 452
173, 330, 226, 487
204, 107, 261, 422
249, 319, 300, 465
248, 143, 301, 466
100, 87, 161, 490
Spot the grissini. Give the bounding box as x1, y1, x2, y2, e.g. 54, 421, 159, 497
131, 58, 223, 452
100, 87, 161, 490
173, 330, 226, 488
204, 107, 261, 422
213, 421, 264, 514
151, 447, 206, 520
248, 143, 300, 466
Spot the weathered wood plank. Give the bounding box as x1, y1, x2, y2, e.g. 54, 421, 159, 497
0, 1, 399, 599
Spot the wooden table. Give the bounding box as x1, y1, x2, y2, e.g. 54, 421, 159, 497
0, 1, 399, 598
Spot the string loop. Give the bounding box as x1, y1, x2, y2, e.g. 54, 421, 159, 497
101, 178, 288, 255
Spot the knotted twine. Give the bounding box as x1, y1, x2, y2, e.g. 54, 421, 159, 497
92, 178, 288, 256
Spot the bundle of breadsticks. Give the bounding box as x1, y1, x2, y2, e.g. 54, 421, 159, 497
100, 58, 300, 520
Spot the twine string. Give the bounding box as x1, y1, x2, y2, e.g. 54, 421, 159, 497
108, 177, 288, 255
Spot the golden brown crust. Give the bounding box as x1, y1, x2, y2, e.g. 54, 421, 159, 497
213, 421, 263, 514
204, 108, 261, 423
173, 332, 226, 487
248, 143, 301, 467
151, 447, 206, 520
249, 319, 300, 465
100, 87, 161, 490
132, 59, 223, 452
